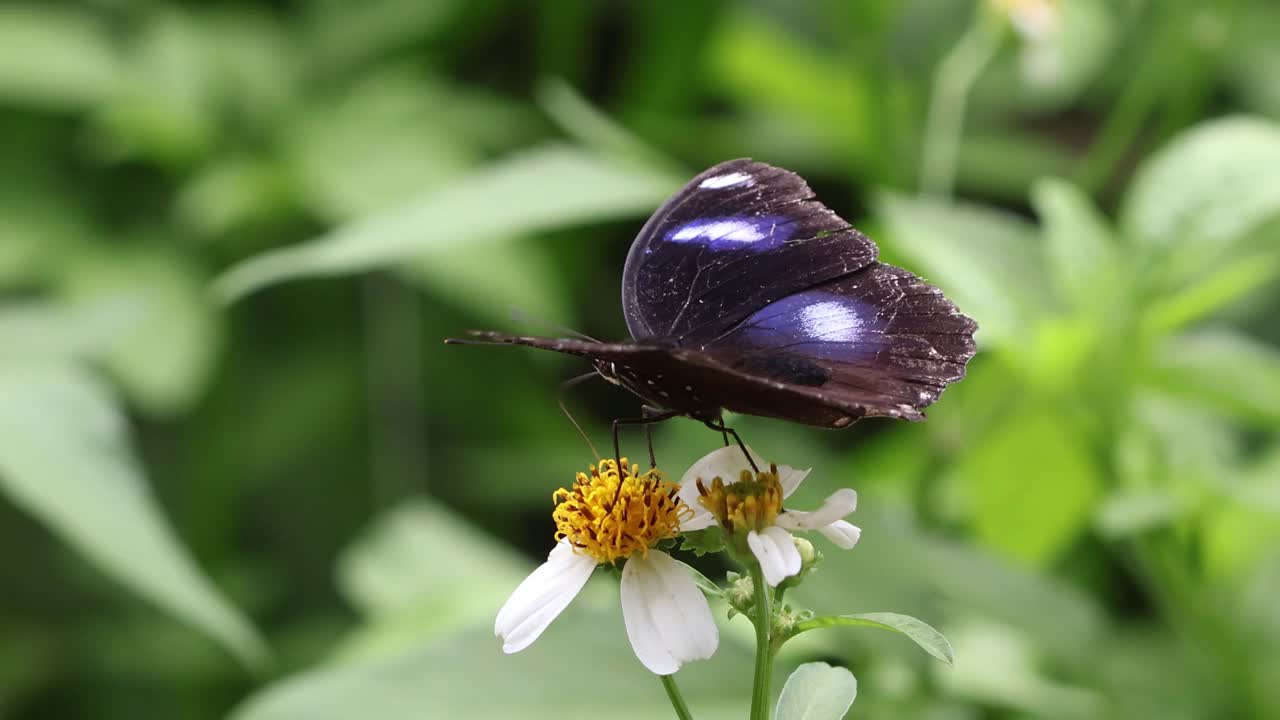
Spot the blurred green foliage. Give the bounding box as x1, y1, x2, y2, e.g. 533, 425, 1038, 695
1, 1, 1279, 718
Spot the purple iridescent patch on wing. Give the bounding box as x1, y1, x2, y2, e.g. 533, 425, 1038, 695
663, 215, 793, 252
727, 290, 885, 359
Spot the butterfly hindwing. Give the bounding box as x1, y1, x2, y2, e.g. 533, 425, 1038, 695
705, 262, 976, 416
621, 159, 878, 343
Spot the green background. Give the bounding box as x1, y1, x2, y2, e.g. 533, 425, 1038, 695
2, 0, 1279, 718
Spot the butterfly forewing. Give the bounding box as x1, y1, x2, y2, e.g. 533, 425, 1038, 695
621, 159, 878, 343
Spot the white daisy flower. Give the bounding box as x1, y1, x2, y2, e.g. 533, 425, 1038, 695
494, 459, 718, 675
678, 445, 861, 587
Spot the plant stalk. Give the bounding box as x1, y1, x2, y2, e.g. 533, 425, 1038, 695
749, 563, 774, 720
660, 673, 694, 720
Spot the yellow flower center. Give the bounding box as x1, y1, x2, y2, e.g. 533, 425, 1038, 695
696, 464, 783, 534
552, 458, 689, 564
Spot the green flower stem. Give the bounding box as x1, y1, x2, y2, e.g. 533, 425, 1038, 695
919, 5, 1004, 198
660, 673, 694, 720
748, 562, 774, 720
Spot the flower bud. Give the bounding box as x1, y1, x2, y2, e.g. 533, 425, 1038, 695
794, 536, 816, 566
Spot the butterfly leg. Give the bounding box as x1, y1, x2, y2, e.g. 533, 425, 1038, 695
640, 405, 667, 468
702, 418, 760, 473
612, 411, 680, 473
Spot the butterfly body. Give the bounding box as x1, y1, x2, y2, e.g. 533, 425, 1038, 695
448, 159, 977, 428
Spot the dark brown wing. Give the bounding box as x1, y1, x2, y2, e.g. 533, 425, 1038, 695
444, 329, 956, 428
698, 263, 977, 421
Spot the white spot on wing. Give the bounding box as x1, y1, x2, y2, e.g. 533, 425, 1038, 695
671, 219, 764, 244
699, 172, 753, 189
798, 300, 863, 342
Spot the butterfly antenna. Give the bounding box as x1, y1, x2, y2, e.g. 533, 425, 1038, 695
558, 372, 600, 460
509, 307, 600, 342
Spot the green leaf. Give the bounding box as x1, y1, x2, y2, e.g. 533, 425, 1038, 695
1222, 3, 1280, 118
336, 499, 528, 618
1147, 329, 1280, 425
1130, 390, 1239, 488
1122, 116, 1280, 278
0, 4, 121, 109
1236, 448, 1280, 513
940, 620, 1106, 716
1207, 450, 1280, 576
176, 155, 295, 237
792, 612, 954, 667
537, 78, 679, 171
304, 0, 463, 72
679, 527, 726, 556
1030, 177, 1117, 311
214, 145, 682, 302
874, 192, 1046, 345
775, 662, 858, 720
197, 11, 298, 129
957, 411, 1100, 565
1141, 249, 1280, 333
0, 159, 91, 288
1202, 502, 1280, 581
332, 499, 532, 662
0, 365, 266, 667
957, 132, 1077, 200
0, 298, 139, 365
233, 613, 753, 720
397, 239, 570, 328
789, 499, 1105, 663
89, 9, 221, 166
705, 9, 870, 159
1095, 489, 1185, 539
58, 246, 220, 415
283, 71, 479, 222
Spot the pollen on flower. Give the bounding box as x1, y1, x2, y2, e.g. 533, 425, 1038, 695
696, 464, 784, 534
552, 458, 690, 564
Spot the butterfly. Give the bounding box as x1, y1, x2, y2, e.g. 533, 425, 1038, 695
447, 159, 976, 463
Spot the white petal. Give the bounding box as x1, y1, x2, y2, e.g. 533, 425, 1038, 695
620, 551, 719, 675
678, 444, 810, 501
747, 527, 803, 586
680, 444, 765, 487
817, 520, 862, 549
494, 540, 595, 653
776, 488, 858, 531
677, 445, 764, 531
776, 465, 811, 499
